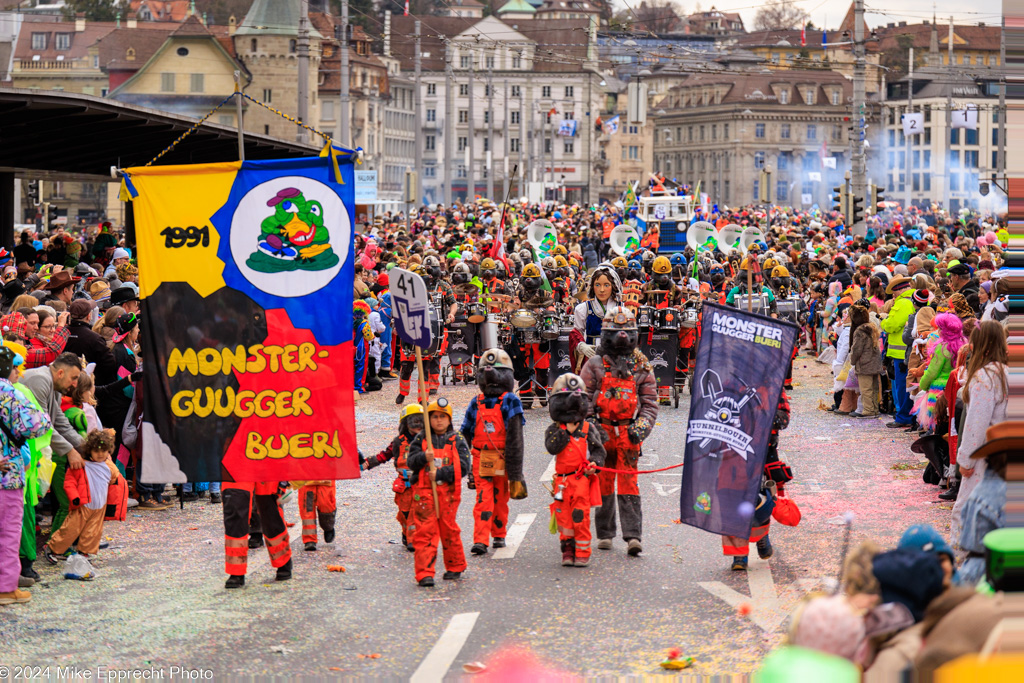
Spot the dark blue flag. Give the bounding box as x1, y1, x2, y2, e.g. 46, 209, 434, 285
679, 302, 798, 538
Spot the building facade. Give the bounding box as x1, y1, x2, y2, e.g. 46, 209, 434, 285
652, 70, 860, 209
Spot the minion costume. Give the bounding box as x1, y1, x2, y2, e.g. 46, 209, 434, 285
353, 300, 373, 393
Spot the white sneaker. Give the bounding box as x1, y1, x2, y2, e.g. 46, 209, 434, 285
127, 498, 139, 509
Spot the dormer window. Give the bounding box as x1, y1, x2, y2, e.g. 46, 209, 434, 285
831, 90, 840, 105
779, 89, 789, 104
805, 89, 814, 105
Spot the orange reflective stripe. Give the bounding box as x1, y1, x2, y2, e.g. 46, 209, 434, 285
225, 555, 247, 565
225, 537, 248, 549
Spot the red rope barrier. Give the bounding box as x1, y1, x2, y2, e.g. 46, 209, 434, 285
560, 462, 686, 476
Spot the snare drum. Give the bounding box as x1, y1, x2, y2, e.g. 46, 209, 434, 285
656, 307, 680, 332
637, 306, 655, 330
681, 305, 699, 328
467, 302, 487, 324
539, 314, 559, 340
510, 309, 538, 329
426, 305, 442, 355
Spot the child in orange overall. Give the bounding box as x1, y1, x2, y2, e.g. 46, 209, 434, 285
297, 481, 336, 552
405, 398, 470, 587
544, 374, 606, 567
460, 349, 527, 556
362, 404, 425, 551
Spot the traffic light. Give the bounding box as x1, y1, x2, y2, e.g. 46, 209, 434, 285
871, 184, 885, 212
759, 169, 772, 203
832, 185, 847, 216
26, 180, 39, 205
850, 193, 864, 225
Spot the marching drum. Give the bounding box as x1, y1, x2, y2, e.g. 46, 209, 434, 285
481, 313, 500, 350
447, 316, 471, 365
539, 313, 560, 340
467, 302, 487, 324
734, 294, 771, 317
637, 306, 655, 330
656, 307, 680, 332
776, 296, 801, 323
681, 301, 699, 328
426, 305, 443, 355
510, 309, 538, 329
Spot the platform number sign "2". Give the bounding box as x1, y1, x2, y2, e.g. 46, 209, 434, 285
391, 267, 433, 349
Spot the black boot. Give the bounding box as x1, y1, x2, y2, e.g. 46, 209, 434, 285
395, 393, 405, 405
366, 358, 383, 392
275, 559, 292, 581
248, 534, 264, 549
225, 575, 245, 589
418, 576, 435, 587
939, 483, 960, 501
323, 528, 335, 544
470, 542, 488, 555
492, 538, 506, 549
20, 558, 40, 581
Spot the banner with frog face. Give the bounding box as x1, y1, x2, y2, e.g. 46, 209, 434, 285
127, 155, 358, 484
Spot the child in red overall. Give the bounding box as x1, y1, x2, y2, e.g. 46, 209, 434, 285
544, 374, 607, 567
581, 306, 659, 557
406, 398, 470, 587
460, 349, 527, 556
297, 480, 336, 552
362, 403, 425, 551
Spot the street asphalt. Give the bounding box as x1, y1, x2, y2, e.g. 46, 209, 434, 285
4, 354, 947, 678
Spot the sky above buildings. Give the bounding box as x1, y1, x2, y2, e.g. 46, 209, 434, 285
615, 1, 1003, 32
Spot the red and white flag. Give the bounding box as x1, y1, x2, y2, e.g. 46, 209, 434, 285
404, 0, 409, 16
801, 27, 806, 46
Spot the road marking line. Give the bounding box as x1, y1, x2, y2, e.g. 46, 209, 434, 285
411, 612, 480, 683
540, 456, 555, 483
492, 513, 536, 559
697, 557, 789, 632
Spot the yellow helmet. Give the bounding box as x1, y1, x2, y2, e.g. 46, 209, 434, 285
772, 265, 791, 278
410, 264, 426, 276
400, 404, 424, 421
652, 256, 671, 274
611, 256, 628, 268
521, 263, 541, 278
480, 257, 497, 270
427, 397, 453, 418
554, 255, 568, 268
763, 257, 778, 271
553, 245, 568, 256
739, 258, 751, 270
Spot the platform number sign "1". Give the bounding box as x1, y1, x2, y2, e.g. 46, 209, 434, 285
390, 267, 433, 349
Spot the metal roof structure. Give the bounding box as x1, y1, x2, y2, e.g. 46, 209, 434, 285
0, 87, 319, 182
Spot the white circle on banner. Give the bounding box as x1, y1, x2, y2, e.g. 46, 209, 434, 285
229, 175, 349, 298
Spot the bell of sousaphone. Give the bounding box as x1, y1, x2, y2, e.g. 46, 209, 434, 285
739, 227, 765, 254
609, 224, 641, 256
715, 224, 743, 256
527, 219, 557, 256
686, 221, 717, 253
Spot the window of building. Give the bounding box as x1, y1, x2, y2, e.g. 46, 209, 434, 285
458, 136, 468, 151
699, 125, 705, 141
778, 152, 790, 169
544, 138, 552, 154
218, 114, 233, 126
780, 124, 790, 139
31, 33, 46, 50
564, 112, 574, 120
289, 39, 297, 53
629, 125, 638, 135
752, 179, 760, 201
629, 145, 640, 160
923, 150, 931, 168
833, 124, 842, 141
427, 83, 436, 96
510, 138, 520, 152
321, 100, 335, 121
965, 150, 979, 167
458, 110, 468, 123
457, 165, 467, 178
424, 166, 436, 178
806, 124, 817, 140
250, 38, 257, 52
426, 108, 436, 122
565, 86, 574, 98
55, 33, 71, 50
923, 173, 931, 191
724, 179, 730, 201
950, 173, 960, 191
712, 124, 717, 140
190, 73, 204, 93
754, 151, 765, 169
723, 123, 729, 139
426, 135, 435, 151
459, 84, 468, 96
913, 173, 920, 191
831, 90, 840, 105
777, 180, 787, 202
564, 140, 574, 154
965, 128, 978, 145
485, 56, 495, 69
913, 150, 920, 169
263, 88, 272, 103
950, 129, 959, 145
511, 85, 521, 97
804, 90, 814, 105
542, 86, 551, 98
512, 56, 521, 69
460, 55, 471, 69
779, 89, 789, 104
161, 73, 176, 92
755, 123, 765, 139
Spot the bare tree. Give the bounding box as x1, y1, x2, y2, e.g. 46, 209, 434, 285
753, 0, 809, 31
630, 0, 685, 35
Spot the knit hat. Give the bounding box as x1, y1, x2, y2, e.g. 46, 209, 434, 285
0, 312, 27, 341
789, 595, 866, 661
948, 293, 974, 322
872, 549, 945, 622
912, 289, 931, 307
